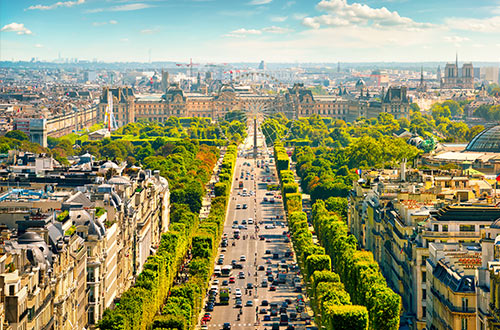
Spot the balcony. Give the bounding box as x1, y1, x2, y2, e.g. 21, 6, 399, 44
430, 287, 475, 314
422, 230, 479, 239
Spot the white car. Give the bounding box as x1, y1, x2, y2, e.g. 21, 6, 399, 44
240, 255, 246, 261
213, 279, 219, 285
265, 225, 276, 230
235, 288, 242, 298
248, 219, 254, 225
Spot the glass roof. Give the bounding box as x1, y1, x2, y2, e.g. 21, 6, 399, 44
465, 125, 500, 153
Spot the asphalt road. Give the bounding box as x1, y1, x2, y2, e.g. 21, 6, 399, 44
199, 127, 309, 330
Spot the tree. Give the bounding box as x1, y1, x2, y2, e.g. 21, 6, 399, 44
5, 130, 28, 141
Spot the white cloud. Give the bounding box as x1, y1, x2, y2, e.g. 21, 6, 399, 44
303, 0, 434, 31
120, 38, 129, 42
230, 28, 262, 35
1, 23, 33, 35
34, 44, 43, 48
283, 1, 295, 9
92, 20, 118, 26
249, 0, 272, 4
141, 27, 160, 34
271, 16, 287, 22
262, 26, 294, 34
225, 26, 294, 37
443, 36, 470, 43
87, 3, 152, 13
445, 16, 500, 33
27, 0, 84, 10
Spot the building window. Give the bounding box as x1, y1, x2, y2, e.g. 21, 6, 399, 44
422, 271, 426, 283
460, 225, 475, 232
433, 224, 438, 231
462, 318, 467, 330
422, 306, 426, 318
442, 225, 448, 232
462, 297, 468, 311
9, 284, 15, 295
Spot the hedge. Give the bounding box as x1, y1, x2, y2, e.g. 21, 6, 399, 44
275, 145, 368, 330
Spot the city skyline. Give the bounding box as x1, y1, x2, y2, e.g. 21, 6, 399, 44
1, 0, 500, 63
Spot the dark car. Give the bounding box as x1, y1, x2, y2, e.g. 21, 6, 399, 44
233, 263, 243, 269
280, 307, 287, 314
261, 300, 269, 306
289, 312, 297, 321
222, 280, 229, 286
272, 323, 280, 330
280, 314, 289, 326
258, 265, 265, 271
264, 315, 271, 321
247, 283, 254, 289
259, 308, 267, 314
223, 323, 231, 330
206, 303, 214, 311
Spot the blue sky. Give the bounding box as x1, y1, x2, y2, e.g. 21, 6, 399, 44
1, 0, 500, 62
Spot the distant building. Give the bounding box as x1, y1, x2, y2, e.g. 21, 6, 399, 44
258, 60, 266, 70
480, 67, 500, 84
441, 55, 474, 89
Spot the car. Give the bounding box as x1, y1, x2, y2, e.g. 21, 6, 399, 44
266, 239, 272, 243
213, 279, 219, 285
258, 265, 265, 271
238, 225, 247, 230
243, 204, 248, 209
261, 280, 268, 287
236, 204, 241, 209
271, 309, 278, 316
265, 225, 276, 229
238, 272, 245, 279
201, 325, 208, 330
280, 307, 287, 314
229, 277, 235, 283
221, 247, 227, 252
261, 299, 269, 306
223, 323, 231, 330
247, 283, 254, 289
233, 263, 243, 269
259, 308, 267, 314
285, 298, 293, 305
217, 258, 224, 265
264, 315, 271, 321
241, 219, 247, 225
203, 313, 212, 322
205, 303, 214, 311
265, 250, 272, 254
240, 255, 246, 262
289, 312, 297, 321
260, 235, 265, 240
235, 288, 241, 295
235, 300, 243, 308
231, 225, 238, 229
246, 300, 253, 306
233, 220, 238, 225
269, 286, 276, 291
266, 192, 274, 196
222, 280, 229, 286
248, 219, 254, 224
266, 259, 272, 264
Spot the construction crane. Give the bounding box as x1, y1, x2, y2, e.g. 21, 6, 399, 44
175, 58, 199, 78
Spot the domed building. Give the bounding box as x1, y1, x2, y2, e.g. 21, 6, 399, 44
422, 124, 500, 174
465, 125, 500, 153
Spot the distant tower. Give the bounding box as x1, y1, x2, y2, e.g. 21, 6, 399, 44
205, 71, 213, 81
437, 65, 442, 81
161, 70, 169, 92
197, 72, 201, 85
456, 52, 459, 75
418, 66, 426, 92
337, 61, 340, 73
258, 60, 266, 70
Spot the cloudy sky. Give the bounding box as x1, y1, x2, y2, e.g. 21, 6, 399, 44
1, 0, 500, 62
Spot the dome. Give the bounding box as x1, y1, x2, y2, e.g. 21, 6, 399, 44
18, 231, 44, 244
492, 218, 500, 229
355, 79, 366, 89
108, 176, 131, 185
465, 125, 500, 153
220, 84, 235, 93
101, 161, 119, 169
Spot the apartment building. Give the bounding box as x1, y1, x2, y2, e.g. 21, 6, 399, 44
349, 168, 500, 330
0, 155, 170, 329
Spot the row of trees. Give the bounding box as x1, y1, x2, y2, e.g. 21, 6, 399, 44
312, 200, 401, 330
112, 116, 247, 144
152, 145, 237, 329
98, 141, 221, 329
276, 143, 401, 329
292, 139, 419, 201
262, 111, 484, 147
274, 145, 369, 329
